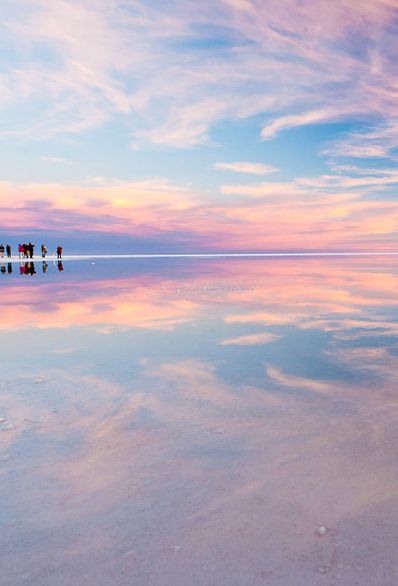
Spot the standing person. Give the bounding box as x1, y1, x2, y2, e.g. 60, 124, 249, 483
23, 243, 28, 258
6, 244, 11, 258
56, 245, 63, 259
18, 244, 24, 259
0, 244, 4, 258
41, 244, 47, 258
28, 242, 34, 258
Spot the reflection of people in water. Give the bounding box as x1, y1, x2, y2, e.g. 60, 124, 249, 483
1, 264, 5, 274
6, 244, 11, 258
20, 262, 36, 275
7, 263, 12, 274
57, 245, 63, 259
42, 261, 48, 273
57, 261, 64, 272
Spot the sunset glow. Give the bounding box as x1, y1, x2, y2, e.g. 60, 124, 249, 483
1, 1, 397, 251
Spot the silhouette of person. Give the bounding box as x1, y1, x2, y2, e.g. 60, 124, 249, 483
57, 261, 64, 272
0, 244, 4, 258
41, 244, 47, 258
6, 244, 11, 258
57, 245, 63, 259
7, 263, 12, 274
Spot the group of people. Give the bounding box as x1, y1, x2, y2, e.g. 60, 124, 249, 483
0, 244, 12, 258
19, 243, 36, 259
0, 243, 63, 259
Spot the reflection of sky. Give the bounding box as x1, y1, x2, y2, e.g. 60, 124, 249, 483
2, 258, 398, 584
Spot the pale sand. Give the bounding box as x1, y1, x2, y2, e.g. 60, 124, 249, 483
2, 251, 398, 263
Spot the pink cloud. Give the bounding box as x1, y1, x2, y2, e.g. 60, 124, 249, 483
0, 170, 397, 251
214, 161, 279, 175
2, 0, 398, 149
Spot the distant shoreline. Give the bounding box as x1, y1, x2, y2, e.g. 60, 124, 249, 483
2, 252, 398, 263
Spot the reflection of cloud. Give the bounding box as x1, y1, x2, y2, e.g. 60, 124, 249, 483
3, 258, 398, 582
0, 277, 200, 332
220, 332, 281, 346
2, 257, 398, 338
51, 348, 77, 354
266, 365, 330, 393
147, 359, 235, 406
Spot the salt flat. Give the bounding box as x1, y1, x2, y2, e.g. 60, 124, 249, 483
1, 257, 398, 585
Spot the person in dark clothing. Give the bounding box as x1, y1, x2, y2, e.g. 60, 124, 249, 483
56, 245, 63, 259
7, 263, 12, 274
57, 261, 64, 272
6, 244, 11, 258
41, 244, 47, 258
0, 244, 4, 258
28, 243, 34, 258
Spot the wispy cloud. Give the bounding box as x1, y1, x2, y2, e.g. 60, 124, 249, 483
260, 108, 345, 140
0, 163, 397, 251
214, 161, 278, 175
2, 0, 398, 151
323, 122, 398, 161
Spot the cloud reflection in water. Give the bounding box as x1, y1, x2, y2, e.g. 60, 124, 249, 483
1, 257, 398, 585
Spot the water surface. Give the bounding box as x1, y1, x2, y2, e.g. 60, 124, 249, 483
1, 257, 398, 585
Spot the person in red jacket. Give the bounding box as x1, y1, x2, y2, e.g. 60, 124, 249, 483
56, 245, 63, 259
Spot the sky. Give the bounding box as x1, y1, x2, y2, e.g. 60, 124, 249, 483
1, 0, 398, 252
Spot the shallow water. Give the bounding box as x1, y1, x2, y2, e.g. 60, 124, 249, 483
1, 257, 398, 585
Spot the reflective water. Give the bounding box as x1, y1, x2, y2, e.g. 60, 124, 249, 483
1, 257, 398, 585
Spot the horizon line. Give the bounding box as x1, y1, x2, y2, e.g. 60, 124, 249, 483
3, 251, 398, 262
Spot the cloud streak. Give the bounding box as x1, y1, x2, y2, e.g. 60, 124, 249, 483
214, 161, 279, 175
0, 164, 397, 251
1, 0, 397, 151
